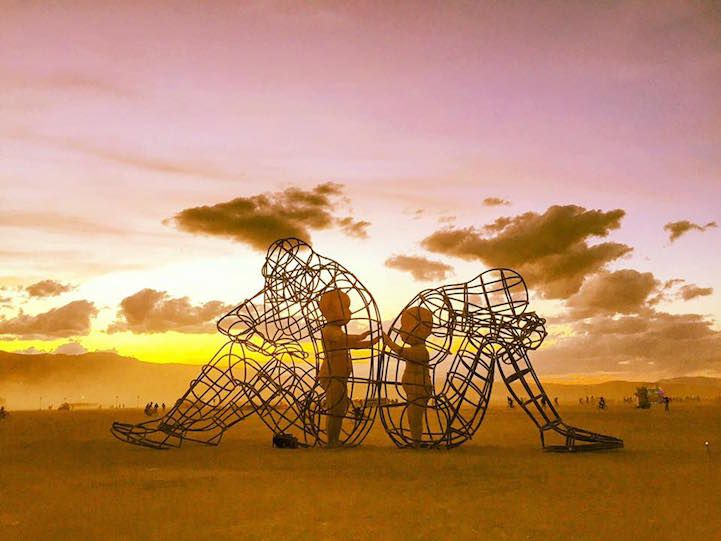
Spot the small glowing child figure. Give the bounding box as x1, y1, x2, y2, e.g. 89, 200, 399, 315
383, 306, 434, 446
318, 289, 379, 447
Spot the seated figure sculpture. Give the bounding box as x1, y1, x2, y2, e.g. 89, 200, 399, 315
379, 268, 623, 451
111, 238, 383, 449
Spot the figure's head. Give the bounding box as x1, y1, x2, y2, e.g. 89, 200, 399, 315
467, 268, 529, 316
318, 288, 352, 325
399, 306, 433, 345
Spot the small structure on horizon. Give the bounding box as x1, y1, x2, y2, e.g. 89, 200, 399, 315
635, 387, 651, 409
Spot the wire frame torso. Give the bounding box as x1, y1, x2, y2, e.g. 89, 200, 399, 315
111, 238, 383, 448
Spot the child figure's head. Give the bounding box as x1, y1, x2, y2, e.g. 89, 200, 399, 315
399, 306, 433, 345
319, 289, 352, 325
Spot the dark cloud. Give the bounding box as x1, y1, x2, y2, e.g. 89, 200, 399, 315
26, 279, 74, 298
482, 197, 510, 206
166, 183, 371, 250
664, 220, 717, 242
384, 255, 453, 281
336, 216, 370, 239
108, 289, 231, 334
565, 269, 659, 318
422, 205, 631, 298
679, 284, 713, 301
537, 311, 721, 376
0, 300, 97, 339
663, 278, 685, 289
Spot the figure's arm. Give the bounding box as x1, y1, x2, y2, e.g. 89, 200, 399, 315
346, 329, 381, 349
382, 332, 404, 354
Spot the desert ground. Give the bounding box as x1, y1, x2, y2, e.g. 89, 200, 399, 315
1, 403, 719, 541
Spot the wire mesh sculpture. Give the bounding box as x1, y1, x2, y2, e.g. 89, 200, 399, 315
379, 268, 624, 451
111, 238, 383, 449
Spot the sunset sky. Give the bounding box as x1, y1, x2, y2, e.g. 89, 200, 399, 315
1, 1, 720, 379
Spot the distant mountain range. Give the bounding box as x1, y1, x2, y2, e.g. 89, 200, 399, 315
2, 349, 721, 410
0, 350, 199, 410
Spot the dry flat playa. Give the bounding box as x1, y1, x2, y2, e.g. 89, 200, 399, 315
1, 404, 720, 540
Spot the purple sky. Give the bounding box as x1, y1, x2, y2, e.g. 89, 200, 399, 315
1, 1, 720, 377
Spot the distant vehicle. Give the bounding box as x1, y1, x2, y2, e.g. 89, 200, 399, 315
635, 387, 651, 409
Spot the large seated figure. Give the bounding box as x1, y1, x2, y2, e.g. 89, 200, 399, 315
111, 238, 383, 449
379, 268, 623, 451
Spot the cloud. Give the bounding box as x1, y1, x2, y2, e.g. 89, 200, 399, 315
166, 183, 371, 250
0, 211, 127, 236
3, 70, 135, 99
20, 133, 242, 182
678, 284, 713, 301
108, 289, 231, 334
25, 280, 74, 298
565, 269, 659, 318
0, 300, 97, 339
53, 341, 88, 355
336, 216, 370, 239
384, 255, 453, 281
664, 220, 717, 242
482, 197, 510, 206
422, 205, 631, 298
536, 311, 721, 376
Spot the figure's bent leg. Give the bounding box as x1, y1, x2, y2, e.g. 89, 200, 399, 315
111, 342, 257, 449
498, 345, 623, 451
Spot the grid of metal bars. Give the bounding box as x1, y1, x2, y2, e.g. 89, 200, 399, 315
111, 241, 622, 452
111, 238, 383, 449
379, 268, 624, 451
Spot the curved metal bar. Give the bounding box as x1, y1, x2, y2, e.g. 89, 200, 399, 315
380, 268, 623, 451
111, 238, 383, 449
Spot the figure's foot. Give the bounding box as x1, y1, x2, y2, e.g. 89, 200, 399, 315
542, 422, 623, 452
110, 418, 185, 450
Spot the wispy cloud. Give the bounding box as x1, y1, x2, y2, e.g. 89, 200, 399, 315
664, 220, 717, 242
0, 211, 127, 236
10, 132, 243, 182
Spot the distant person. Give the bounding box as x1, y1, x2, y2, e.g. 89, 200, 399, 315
663, 396, 670, 412
598, 396, 606, 410
579, 398, 584, 405
153, 403, 159, 416
162, 402, 166, 413
585, 396, 589, 405
0, 406, 6, 419
507, 396, 514, 409
553, 397, 559, 407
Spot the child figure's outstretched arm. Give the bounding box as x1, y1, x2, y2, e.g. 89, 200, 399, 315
346, 329, 381, 349
382, 332, 404, 354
